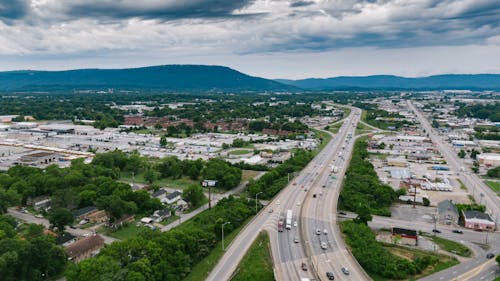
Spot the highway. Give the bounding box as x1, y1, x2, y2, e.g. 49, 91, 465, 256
408, 100, 500, 221
298, 107, 370, 281
207, 108, 370, 281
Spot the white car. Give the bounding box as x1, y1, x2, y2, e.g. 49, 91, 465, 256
316, 229, 321, 235
321, 242, 327, 249
79, 219, 90, 225
323, 229, 328, 235
293, 221, 298, 227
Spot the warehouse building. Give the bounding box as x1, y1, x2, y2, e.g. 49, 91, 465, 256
477, 153, 500, 167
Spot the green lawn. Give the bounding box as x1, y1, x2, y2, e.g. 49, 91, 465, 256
99, 220, 144, 240
183, 217, 254, 281
229, 149, 252, 155
231, 231, 274, 281
485, 181, 500, 196
311, 128, 332, 156
426, 235, 472, 257
120, 171, 197, 190
355, 122, 373, 135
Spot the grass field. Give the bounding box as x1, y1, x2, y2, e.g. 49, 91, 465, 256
120, 171, 197, 190
241, 170, 261, 182
229, 149, 252, 155
427, 235, 472, 257
99, 219, 143, 240
328, 120, 344, 134
231, 231, 274, 281
355, 122, 373, 135
485, 181, 500, 196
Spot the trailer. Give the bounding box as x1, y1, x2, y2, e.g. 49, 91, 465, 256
285, 210, 292, 230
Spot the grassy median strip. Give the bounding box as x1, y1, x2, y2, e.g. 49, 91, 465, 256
426, 235, 472, 257
485, 181, 500, 196
231, 231, 274, 281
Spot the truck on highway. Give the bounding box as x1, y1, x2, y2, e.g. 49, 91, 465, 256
278, 216, 284, 232
285, 210, 292, 230
330, 165, 338, 173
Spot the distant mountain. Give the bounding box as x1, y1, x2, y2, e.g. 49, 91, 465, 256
0, 65, 296, 92
276, 74, 500, 90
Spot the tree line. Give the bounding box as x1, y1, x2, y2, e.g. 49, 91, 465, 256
340, 139, 400, 216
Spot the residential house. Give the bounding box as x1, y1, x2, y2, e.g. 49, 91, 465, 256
152, 189, 168, 201
73, 206, 107, 223
151, 209, 171, 223
176, 199, 189, 211
66, 234, 105, 263
437, 200, 459, 225
28, 196, 52, 212
164, 191, 182, 205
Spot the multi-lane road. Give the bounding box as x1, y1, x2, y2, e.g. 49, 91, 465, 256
408, 100, 500, 220
207, 108, 369, 281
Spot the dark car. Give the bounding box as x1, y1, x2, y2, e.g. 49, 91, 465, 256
326, 271, 335, 280
301, 262, 307, 271
339, 211, 347, 215
432, 229, 441, 233
313, 194, 317, 198
486, 253, 495, 259
452, 229, 463, 234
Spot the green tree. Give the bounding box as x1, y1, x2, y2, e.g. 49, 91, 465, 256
458, 149, 466, 158
143, 168, 159, 184
160, 136, 168, 147
355, 204, 373, 225
470, 149, 480, 160
48, 208, 74, 233
182, 184, 206, 208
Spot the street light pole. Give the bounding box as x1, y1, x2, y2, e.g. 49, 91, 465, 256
221, 221, 230, 251
255, 192, 263, 213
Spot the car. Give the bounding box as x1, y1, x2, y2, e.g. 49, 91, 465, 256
341, 267, 350, 275
276, 200, 280, 205
321, 242, 327, 249
432, 229, 441, 233
326, 271, 335, 280
323, 229, 328, 235
322, 184, 326, 188
293, 221, 297, 227
452, 229, 463, 234
294, 237, 299, 243
296, 201, 301, 206
69, 225, 76, 229
79, 219, 90, 225
313, 194, 317, 198
316, 229, 321, 235
301, 262, 307, 271
34, 214, 43, 218
486, 253, 495, 259
268, 209, 273, 213
339, 211, 347, 215
293, 182, 297, 185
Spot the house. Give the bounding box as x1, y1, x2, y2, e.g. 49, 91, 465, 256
176, 199, 189, 211
72, 206, 108, 223
163, 191, 182, 205
56, 233, 77, 247
66, 234, 105, 263
461, 210, 496, 232
437, 200, 459, 225
28, 196, 52, 211
152, 189, 168, 201
391, 227, 418, 246
140, 217, 154, 224
151, 209, 171, 222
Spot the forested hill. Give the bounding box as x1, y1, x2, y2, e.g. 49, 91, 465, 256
276, 74, 500, 90
0, 65, 296, 92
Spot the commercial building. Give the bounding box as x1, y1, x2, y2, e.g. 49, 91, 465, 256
437, 200, 459, 225
461, 210, 496, 232
477, 153, 500, 167
19, 152, 59, 166
391, 227, 418, 246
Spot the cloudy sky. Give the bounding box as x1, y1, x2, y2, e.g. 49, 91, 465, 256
0, 0, 499, 79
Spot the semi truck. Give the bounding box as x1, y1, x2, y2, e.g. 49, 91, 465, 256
286, 210, 293, 230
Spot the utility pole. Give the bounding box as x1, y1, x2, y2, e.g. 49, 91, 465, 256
221, 221, 230, 251
208, 186, 212, 209
255, 192, 263, 213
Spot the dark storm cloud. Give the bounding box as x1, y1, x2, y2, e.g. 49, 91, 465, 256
64, 0, 256, 20
0, 0, 28, 22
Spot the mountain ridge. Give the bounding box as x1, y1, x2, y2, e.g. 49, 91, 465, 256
0, 65, 296, 92
275, 74, 500, 90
